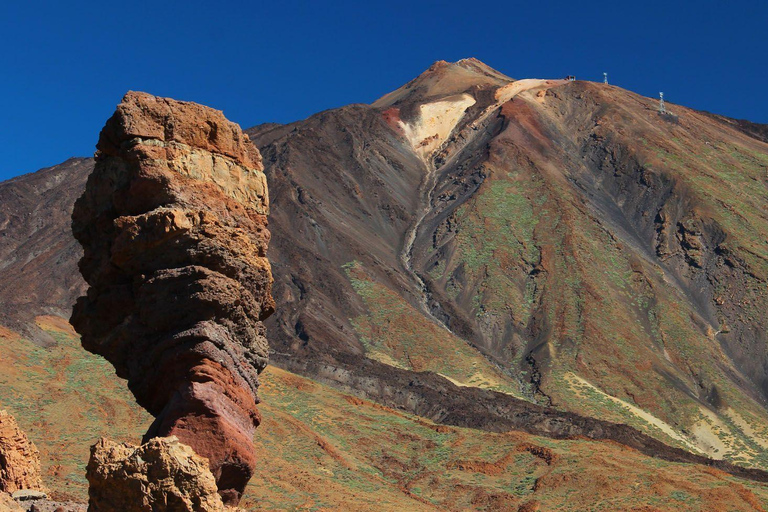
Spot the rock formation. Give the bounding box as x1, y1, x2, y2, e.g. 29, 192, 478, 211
86, 437, 228, 512
71, 91, 273, 504
0, 410, 46, 495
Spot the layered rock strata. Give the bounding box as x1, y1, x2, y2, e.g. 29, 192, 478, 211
71, 92, 273, 504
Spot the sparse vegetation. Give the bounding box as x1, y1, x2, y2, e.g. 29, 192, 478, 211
343, 261, 522, 396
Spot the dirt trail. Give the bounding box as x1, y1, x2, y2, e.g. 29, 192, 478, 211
400, 155, 446, 327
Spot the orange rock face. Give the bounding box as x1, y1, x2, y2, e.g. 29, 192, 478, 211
71, 91, 273, 504
0, 410, 46, 494
86, 437, 227, 512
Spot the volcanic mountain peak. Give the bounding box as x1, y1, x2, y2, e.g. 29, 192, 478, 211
372, 58, 575, 164
372, 58, 513, 109
454, 57, 514, 79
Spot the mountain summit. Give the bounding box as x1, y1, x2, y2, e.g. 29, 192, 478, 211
373, 58, 514, 108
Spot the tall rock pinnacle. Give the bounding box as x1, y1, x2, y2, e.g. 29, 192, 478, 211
71, 91, 274, 504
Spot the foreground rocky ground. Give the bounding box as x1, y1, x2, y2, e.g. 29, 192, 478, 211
2, 322, 768, 511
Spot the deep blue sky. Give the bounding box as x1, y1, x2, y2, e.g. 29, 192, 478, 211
2, 0, 767, 181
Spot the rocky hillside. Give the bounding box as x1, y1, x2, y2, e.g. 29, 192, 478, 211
2, 59, 768, 506
249, 59, 768, 468
0, 158, 90, 343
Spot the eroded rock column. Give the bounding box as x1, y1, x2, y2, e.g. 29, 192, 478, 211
71, 91, 273, 504
0, 410, 46, 495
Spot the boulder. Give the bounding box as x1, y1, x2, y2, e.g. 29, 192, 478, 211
86, 437, 225, 512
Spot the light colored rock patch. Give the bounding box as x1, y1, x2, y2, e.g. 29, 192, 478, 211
466, 79, 569, 133
437, 372, 521, 398
365, 349, 521, 397
564, 373, 702, 453
494, 79, 564, 104
399, 94, 476, 161
366, 350, 409, 371
726, 408, 768, 450
691, 407, 730, 458
135, 138, 269, 214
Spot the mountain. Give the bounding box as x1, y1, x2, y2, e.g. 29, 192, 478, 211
250, 58, 768, 466
2, 59, 768, 507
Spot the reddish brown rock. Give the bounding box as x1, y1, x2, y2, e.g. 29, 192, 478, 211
0, 410, 46, 495
71, 92, 273, 504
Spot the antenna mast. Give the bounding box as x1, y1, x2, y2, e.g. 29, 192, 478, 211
603, 72, 608, 84
659, 92, 666, 114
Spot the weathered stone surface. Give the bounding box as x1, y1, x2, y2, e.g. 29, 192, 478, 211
86, 437, 225, 512
10, 490, 47, 501
0, 411, 46, 495
71, 92, 273, 503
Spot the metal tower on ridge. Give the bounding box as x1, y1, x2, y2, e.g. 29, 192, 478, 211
603, 72, 608, 84
659, 92, 666, 114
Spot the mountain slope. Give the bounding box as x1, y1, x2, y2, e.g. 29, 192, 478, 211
408, 79, 768, 464
0, 158, 91, 343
